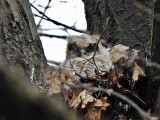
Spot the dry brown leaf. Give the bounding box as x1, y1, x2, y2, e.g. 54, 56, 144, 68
93, 99, 110, 110
44, 64, 55, 80
45, 66, 76, 96
47, 78, 61, 96
46, 69, 71, 96
85, 107, 101, 120
132, 62, 146, 81
150, 117, 159, 120
45, 69, 61, 96
110, 44, 129, 62
82, 94, 95, 108
143, 109, 159, 120
69, 90, 93, 109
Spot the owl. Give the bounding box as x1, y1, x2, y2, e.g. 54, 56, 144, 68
62, 34, 112, 80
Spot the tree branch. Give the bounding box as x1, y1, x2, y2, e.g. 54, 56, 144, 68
39, 33, 67, 39
36, 0, 52, 28
47, 60, 61, 65
30, 3, 86, 33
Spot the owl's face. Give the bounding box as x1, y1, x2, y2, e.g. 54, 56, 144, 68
66, 34, 106, 58
67, 42, 96, 58
64, 34, 112, 78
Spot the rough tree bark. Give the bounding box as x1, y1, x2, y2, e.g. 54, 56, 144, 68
149, 0, 160, 112
83, 0, 160, 115
0, 0, 47, 90
0, 1, 78, 119
82, 0, 153, 48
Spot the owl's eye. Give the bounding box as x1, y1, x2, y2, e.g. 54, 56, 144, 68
85, 43, 95, 53
68, 43, 79, 52
67, 43, 81, 57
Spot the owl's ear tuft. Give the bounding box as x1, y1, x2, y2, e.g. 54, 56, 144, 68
68, 43, 78, 51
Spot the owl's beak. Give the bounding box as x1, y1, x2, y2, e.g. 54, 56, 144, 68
80, 49, 86, 56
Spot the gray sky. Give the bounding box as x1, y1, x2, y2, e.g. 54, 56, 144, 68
30, 0, 87, 63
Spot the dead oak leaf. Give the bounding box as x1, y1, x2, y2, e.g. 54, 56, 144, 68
110, 44, 129, 63
46, 69, 74, 96
85, 107, 101, 120
46, 70, 62, 96
144, 109, 159, 120
82, 94, 95, 108
93, 98, 110, 110
47, 77, 61, 96
132, 62, 146, 81
69, 90, 94, 109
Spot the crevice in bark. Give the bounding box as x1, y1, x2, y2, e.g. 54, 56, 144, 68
83, 0, 153, 49
0, 0, 47, 92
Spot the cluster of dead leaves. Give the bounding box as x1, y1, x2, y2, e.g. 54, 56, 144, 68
110, 44, 146, 81
44, 44, 159, 120
69, 89, 109, 109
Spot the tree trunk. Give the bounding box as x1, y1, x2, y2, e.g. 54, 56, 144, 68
83, 0, 160, 115
83, 0, 153, 48
0, 64, 77, 120
0, 0, 47, 91
149, 0, 160, 112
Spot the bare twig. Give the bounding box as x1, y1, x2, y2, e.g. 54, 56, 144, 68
47, 60, 61, 65
39, 33, 67, 39
68, 59, 83, 78
93, 17, 110, 57
78, 17, 110, 74
37, 0, 52, 28
30, 4, 86, 33
146, 61, 160, 70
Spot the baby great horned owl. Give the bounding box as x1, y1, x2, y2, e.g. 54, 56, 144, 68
63, 34, 112, 80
